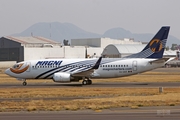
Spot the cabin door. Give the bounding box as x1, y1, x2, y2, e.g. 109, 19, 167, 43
132, 61, 137, 71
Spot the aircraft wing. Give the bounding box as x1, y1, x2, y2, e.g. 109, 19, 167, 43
72, 57, 102, 77
149, 57, 175, 64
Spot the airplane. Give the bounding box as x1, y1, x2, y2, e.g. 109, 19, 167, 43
5, 26, 173, 86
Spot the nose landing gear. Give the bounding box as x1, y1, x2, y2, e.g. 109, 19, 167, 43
22, 80, 27, 86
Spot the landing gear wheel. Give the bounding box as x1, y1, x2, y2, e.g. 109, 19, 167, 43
23, 81, 27, 86
87, 80, 92, 85
82, 80, 92, 85
82, 80, 87, 85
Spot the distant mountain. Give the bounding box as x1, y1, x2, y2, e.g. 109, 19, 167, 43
13, 22, 101, 42
102, 28, 132, 38
12, 22, 180, 46
102, 27, 180, 47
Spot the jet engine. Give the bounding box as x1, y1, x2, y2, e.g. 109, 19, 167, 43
53, 72, 71, 82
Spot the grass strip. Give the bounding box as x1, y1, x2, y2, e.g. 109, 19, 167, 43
0, 88, 180, 112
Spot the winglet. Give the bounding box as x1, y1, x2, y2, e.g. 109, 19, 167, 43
92, 57, 102, 69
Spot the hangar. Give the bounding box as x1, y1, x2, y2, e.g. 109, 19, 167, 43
71, 38, 142, 48
102, 44, 177, 58
71, 37, 143, 58
102, 44, 146, 58
0, 36, 61, 62
0, 36, 143, 63
0, 36, 176, 64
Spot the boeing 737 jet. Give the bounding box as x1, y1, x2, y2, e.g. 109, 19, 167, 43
5, 26, 172, 86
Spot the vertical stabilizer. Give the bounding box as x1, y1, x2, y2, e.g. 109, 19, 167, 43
126, 26, 170, 58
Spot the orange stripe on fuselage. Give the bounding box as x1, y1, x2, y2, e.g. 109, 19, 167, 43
10, 65, 29, 74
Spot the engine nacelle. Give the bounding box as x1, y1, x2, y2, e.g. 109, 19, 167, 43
53, 72, 71, 82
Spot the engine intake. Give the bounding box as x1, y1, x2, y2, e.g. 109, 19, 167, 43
53, 72, 71, 82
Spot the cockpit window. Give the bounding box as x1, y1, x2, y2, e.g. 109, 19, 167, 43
13, 64, 18, 69
12, 64, 22, 69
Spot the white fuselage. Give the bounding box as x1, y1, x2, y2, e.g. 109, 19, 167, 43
5, 58, 164, 80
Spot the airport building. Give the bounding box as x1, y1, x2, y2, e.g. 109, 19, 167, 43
101, 44, 177, 58
0, 36, 142, 63
71, 38, 142, 48
0, 36, 176, 66
0, 36, 86, 62
102, 44, 146, 58
0, 36, 61, 62
71, 37, 143, 58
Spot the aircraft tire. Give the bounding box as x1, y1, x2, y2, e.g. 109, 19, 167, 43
23, 82, 27, 86
82, 80, 87, 85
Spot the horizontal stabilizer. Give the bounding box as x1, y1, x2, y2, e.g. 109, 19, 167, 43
149, 57, 175, 64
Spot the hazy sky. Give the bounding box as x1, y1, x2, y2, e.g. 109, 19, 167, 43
0, 0, 180, 39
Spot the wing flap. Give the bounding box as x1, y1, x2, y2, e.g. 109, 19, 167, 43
72, 57, 102, 77
72, 69, 94, 77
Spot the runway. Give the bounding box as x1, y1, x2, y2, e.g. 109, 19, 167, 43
0, 106, 180, 120
0, 68, 180, 119
0, 82, 180, 88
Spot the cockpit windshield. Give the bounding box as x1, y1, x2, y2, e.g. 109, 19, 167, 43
13, 64, 19, 69
12, 63, 22, 69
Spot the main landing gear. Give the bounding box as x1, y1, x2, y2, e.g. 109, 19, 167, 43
82, 77, 92, 85
22, 80, 27, 86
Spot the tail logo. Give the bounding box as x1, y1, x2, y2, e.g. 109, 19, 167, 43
10, 63, 29, 74
149, 39, 163, 53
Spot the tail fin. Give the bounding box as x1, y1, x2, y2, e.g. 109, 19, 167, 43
126, 26, 170, 58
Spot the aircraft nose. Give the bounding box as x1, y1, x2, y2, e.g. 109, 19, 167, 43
5, 68, 10, 75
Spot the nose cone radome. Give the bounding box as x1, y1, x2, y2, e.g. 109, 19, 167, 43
5, 68, 10, 75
